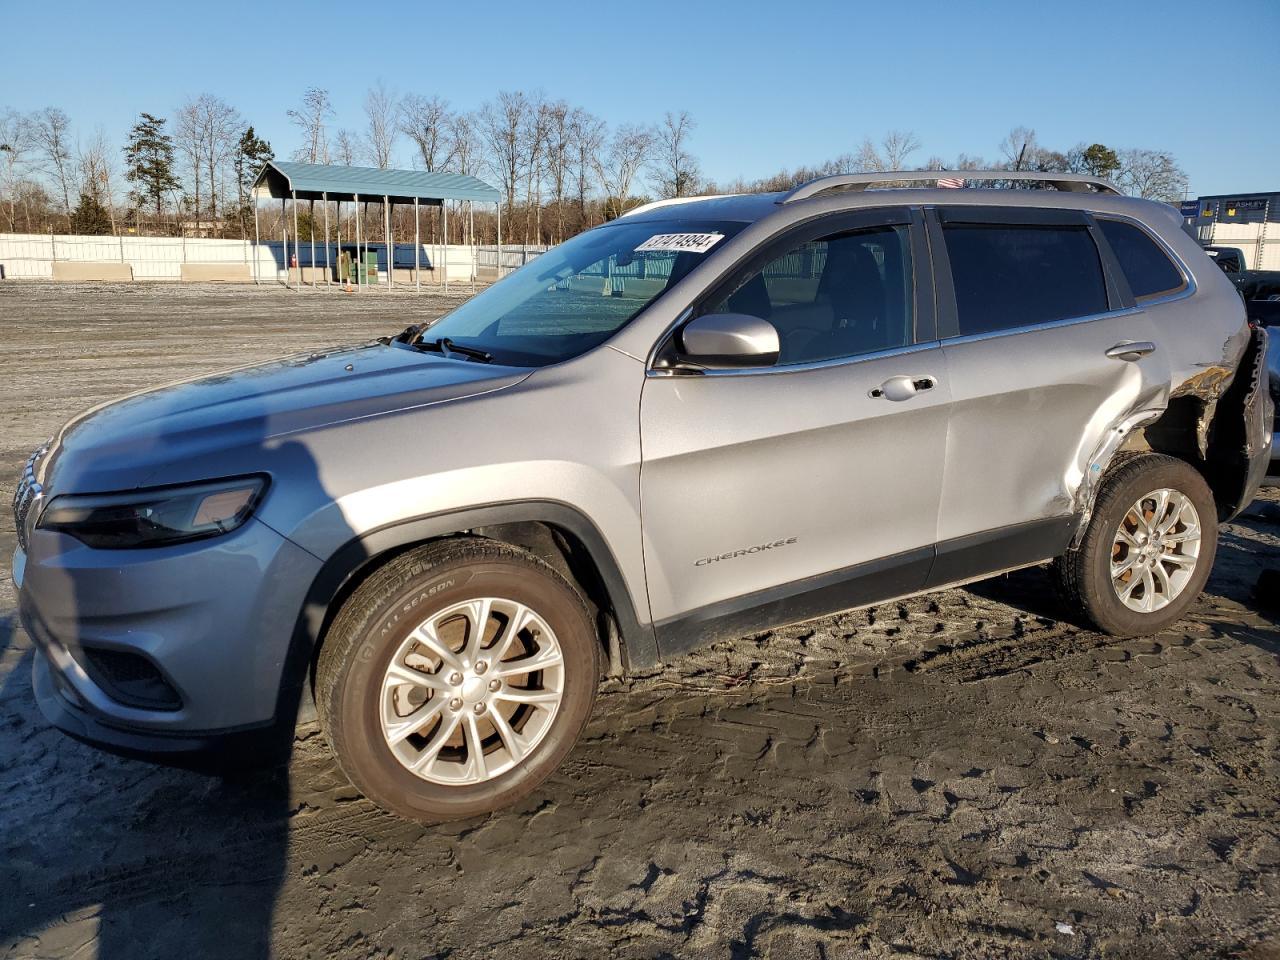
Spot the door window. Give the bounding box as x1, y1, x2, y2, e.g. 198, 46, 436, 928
705, 225, 914, 364
1097, 219, 1186, 300
942, 223, 1109, 336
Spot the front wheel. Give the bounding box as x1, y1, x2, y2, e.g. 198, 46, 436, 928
316, 538, 601, 822
1052, 454, 1217, 636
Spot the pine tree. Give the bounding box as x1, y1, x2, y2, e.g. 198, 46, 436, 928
123, 112, 179, 232
231, 126, 273, 239
70, 189, 112, 235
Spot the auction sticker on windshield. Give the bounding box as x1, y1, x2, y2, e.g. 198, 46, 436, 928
635, 233, 725, 254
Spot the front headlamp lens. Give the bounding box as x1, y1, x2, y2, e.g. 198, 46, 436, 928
39, 477, 267, 549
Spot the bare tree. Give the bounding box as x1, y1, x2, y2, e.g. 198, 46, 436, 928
0, 109, 32, 231
999, 126, 1038, 171
568, 108, 605, 226
1119, 148, 1188, 202
363, 83, 398, 169
288, 88, 333, 164
447, 111, 481, 175
480, 91, 530, 232
653, 110, 700, 198
176, 95, 242, 232
332, 129, 361, 166
595, 123, 655, 220
521, 94, 551, 242
400, 93, 453, 171
542, 100, 574, 242
203, 96, 242, 229
855, 130, 921, 172
31, 107, 75, 226
175, 98, 206, 229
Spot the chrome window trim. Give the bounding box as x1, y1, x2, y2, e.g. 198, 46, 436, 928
1094, 213, 1197, 306
940, 305, 1144, 348
645, 339, 940, 378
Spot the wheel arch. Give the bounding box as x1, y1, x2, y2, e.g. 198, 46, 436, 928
276, 501, 657, 726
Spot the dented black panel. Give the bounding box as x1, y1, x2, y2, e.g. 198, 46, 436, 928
1204, 325, 1273, 519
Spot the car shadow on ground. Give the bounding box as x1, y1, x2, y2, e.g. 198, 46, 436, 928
0, 609, 293, 960
964, 505, 1280, 657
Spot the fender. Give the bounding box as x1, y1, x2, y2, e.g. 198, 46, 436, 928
274, 500, 658, 726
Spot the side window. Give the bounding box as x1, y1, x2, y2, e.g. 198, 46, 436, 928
706, 225, 914, 364
1098, 219, 1186, 299
942, 224, 1109, 336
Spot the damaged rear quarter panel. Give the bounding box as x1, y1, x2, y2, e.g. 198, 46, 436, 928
1080, 214, 1264, 525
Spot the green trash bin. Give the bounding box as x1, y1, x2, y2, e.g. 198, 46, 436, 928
359, 250, 379, 285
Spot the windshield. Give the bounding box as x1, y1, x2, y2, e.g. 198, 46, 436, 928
416, 218, 747, 366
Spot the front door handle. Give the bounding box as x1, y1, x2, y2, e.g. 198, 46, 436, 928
1105, 341, 1156, 361
869, 375, 937, 401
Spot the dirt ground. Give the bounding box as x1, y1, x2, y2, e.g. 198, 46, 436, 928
1, 283, 1277, 960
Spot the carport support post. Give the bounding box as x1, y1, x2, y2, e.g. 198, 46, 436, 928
252, 199, 260, 285
309, 198, 316, 288
323, 193, 331, 289
442, 201, 449, 293
414, 197, 420, 293
354, 193, 362, 293
468, 200, 476, 283
384, 195, 392, 292
280, 197, 288, 289
291, 190, 300, 292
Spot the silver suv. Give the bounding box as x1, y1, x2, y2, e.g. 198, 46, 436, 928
14, 171, 1273, 821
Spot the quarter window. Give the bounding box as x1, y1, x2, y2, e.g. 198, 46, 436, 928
1098, 219, 1185, 299
942, 224, 1109, 336
705, 225, 914, 364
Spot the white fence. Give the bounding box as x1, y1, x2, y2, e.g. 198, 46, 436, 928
0, 233, 548, 282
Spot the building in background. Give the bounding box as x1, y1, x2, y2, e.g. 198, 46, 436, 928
1181, 191, 1280, 271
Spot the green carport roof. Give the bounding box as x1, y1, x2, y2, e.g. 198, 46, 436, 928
253, 160, 500, 204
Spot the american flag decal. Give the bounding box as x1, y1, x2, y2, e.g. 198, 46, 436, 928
936, 177, 965, 188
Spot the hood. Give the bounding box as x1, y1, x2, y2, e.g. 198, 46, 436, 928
40, 341, 530, 495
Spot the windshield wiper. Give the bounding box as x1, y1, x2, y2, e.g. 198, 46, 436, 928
417, 337, 494, 363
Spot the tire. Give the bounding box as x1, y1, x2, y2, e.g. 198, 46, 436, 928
1052, 453, 1217, 636
316, 538, 601, 822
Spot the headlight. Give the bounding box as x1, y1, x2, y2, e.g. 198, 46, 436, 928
38, 476, 267, 549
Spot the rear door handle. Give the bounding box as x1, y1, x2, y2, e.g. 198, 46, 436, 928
1105, 341, 1156, 361
869, 375, 937, 401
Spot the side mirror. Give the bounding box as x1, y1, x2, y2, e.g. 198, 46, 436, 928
679, 312, 780, 368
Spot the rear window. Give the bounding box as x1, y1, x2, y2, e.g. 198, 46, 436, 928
943, 224, 1109, 336
1098, 219, 1185, 299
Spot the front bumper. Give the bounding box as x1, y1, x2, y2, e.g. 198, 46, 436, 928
16, 516, 322, 751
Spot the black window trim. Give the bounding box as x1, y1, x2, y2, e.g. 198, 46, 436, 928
648, 206, 936, 377
926, 205, 1131, 341
1092, 214, 1193, 304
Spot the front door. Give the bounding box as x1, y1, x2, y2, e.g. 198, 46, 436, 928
638, 209, 951, 655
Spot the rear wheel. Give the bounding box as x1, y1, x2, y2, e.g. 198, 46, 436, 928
316, 538, 601, 822
1053, 454, 1217, 636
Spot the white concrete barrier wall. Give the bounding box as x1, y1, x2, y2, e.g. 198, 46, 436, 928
0, 234, 544, 282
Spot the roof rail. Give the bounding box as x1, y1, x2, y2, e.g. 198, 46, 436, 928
618, 194, 738, 219
778, 170, 1122, 204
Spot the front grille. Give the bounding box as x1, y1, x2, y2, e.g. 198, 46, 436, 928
12, 443, 47, 552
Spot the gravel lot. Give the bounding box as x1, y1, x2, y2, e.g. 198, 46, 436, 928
1, 283, 1277, 960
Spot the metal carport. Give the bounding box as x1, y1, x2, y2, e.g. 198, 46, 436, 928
251, 160, 502, 292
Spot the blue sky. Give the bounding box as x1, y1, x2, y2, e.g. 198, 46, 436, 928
3, 0, 1277, 197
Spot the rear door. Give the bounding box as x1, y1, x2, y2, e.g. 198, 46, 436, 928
639, 208, 951, 653
926, 206, 1170, 586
